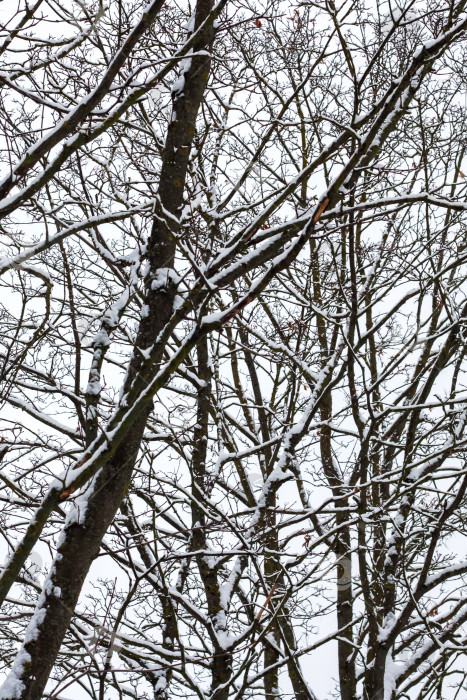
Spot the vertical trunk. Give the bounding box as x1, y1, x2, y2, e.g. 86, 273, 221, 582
363, 647, 387, 700
120, 499, 178, 699
321, 393, 356, 700
263, 487, 316, 700
263, 502, 281, 700
311, 235, 356, 700
335, 520, 356, 700
278, 597, 317, 700
191, 335, 233, 700
0, 4, 215, 698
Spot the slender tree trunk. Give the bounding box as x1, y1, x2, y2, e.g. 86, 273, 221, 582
191, 335, 233, 700
263, 503, 281, 700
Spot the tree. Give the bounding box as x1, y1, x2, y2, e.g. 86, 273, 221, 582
1, 0, 467, 698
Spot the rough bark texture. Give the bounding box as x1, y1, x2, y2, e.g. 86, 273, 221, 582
2, 2, 215, 697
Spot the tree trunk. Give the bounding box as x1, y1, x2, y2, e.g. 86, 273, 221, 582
0, 2, 215, 697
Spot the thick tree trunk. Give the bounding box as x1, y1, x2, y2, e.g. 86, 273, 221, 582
363, 648, 387, 700
0, 3, 214, 698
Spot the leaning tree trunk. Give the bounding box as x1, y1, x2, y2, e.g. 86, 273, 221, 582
0, 2, 215, 698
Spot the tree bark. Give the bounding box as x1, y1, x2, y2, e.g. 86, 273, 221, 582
0, 2, 215, 697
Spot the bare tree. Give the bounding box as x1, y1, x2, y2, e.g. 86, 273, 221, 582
1, 1, 467, 699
